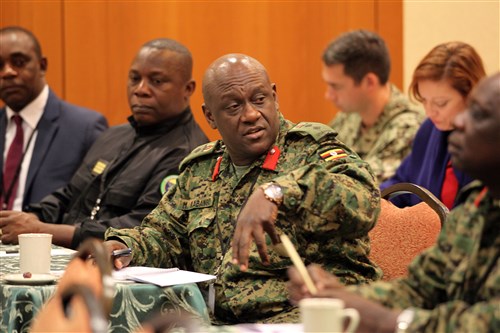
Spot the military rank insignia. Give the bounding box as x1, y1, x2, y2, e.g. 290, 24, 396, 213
320, 148, 348, 161
160, 175, 178, 195
91, 159, 108, 176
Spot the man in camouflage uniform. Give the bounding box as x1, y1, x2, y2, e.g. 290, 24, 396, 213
288, 73, 500, 333
104, 54, 381, 324
323, 30, 424, 184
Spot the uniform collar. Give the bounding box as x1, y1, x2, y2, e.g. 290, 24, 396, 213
212, 113, 289, 181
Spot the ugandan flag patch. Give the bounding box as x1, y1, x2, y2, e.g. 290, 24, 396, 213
320, 148, 348, 161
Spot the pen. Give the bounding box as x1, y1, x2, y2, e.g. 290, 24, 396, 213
280, 234, 318, 295
112, 248, 132, 258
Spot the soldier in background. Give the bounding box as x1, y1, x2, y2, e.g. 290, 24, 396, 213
288, 72, 500, 333
323, 30, 424, 184
104, 53, 382, 324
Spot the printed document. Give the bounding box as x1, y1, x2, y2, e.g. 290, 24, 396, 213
112, 266, 216, 287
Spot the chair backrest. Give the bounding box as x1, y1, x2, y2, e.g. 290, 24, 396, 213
31, 238, 114, 333
369, 183, 448, 281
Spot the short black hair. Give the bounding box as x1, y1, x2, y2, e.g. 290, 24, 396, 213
141, 38, 193, 82
0, 26, 43, 59
322, 30, 390, 85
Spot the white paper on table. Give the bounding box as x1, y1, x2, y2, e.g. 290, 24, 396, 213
112, 266, 216, 287
0, 247, 76, 257
0, 251, 19, 258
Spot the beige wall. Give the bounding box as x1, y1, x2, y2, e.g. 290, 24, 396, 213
403, 0, 500, 91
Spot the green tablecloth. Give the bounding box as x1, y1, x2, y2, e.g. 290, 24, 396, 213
0, 244, 210, 333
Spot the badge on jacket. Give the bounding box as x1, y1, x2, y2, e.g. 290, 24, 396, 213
91, 159, 108, 176
160, 175, 178, 195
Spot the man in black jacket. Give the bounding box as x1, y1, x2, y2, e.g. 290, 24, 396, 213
0, 38, 208, 248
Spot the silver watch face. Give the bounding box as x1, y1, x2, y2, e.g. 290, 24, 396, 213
265, 184, 283, 199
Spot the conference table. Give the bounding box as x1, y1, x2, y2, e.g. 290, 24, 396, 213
0, 243, 210, 333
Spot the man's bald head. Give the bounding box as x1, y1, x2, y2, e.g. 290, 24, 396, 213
202, 54, 270, 108
200, 53, 280, 166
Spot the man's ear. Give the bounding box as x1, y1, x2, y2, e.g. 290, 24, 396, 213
184, 79, 196, 99
40, 57, 48, 73
363, 72, 379, 89
202, 104, 217, 129
272, 83, 280, 111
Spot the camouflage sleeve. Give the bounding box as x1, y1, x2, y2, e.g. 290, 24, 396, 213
273, 136, 380, 238
405, 299, 500, 333
349, 202, 499, 332
104, 181, 192, 269
363, 113, 422, 184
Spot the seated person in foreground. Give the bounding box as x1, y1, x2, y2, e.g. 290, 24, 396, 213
288, 73, 500, 333
323, 30, 424, 184
0, 38, 208, 249
104, 54, 382, 324
381, 42, 486, 209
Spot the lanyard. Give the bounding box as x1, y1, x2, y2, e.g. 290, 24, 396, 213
89, 137, 152, 220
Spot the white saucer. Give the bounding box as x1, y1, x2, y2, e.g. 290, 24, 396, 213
3, 273, 58, 285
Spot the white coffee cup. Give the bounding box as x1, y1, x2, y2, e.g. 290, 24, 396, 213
18, 233, 53, 274
300, 298, 360, 333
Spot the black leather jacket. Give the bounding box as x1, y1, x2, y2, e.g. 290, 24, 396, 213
28, 108, 208, 248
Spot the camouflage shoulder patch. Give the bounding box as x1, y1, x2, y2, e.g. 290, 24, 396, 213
160, 175, 178, 195
180, 140, 220, 171
288, 122, 337, 141
320, 148, 348, 161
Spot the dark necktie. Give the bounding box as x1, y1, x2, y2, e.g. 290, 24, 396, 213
2, 115, 24, 210
440, 160, 459, 210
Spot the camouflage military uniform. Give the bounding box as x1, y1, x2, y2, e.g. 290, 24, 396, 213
329, 85, 424, 184
106, 115, 382, 324
350, 181, 500, 332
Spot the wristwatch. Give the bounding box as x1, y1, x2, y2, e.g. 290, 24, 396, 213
395, 309, 415, 333
260, 182, 283, 206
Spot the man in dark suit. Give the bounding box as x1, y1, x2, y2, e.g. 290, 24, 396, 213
0, 26, 108, 211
